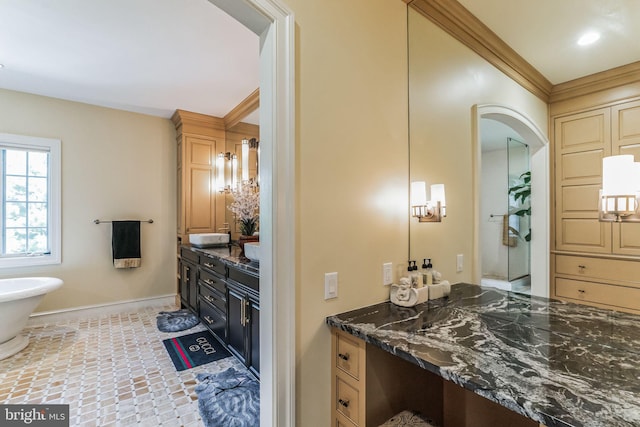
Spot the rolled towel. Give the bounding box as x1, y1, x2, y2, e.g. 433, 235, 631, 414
390, 284, 429, 307
428, 280, 451, 300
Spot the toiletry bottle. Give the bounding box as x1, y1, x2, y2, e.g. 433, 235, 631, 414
421, 259, 429, 286
410, 261, 420, 288
407, 261, 415, 288
426, 258, 433, 285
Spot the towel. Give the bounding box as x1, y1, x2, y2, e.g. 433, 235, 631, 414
502, 214, 517, 247
112, 221, 141, 268
390, 284, 429, 307
428, 280, 451, 300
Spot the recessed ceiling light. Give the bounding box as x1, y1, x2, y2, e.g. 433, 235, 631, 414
577, 32, 601, 46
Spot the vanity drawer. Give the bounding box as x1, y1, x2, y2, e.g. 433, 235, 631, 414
181, 247, 199, 264
200, 284, 226, 313
335, 376, 360, 425
556, 255, 640, 286
200, 255, 227, 277
228, 267, 259, 292
336, 333, 361, 380
555, 278, 640, 311
199, 270, 227, 295
200, 300, 227, 342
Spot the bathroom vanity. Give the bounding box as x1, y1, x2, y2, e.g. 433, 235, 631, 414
327, 283, 640, 427
180, 245, 260, 377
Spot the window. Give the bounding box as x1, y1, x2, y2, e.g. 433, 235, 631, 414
0, 133, 61, 268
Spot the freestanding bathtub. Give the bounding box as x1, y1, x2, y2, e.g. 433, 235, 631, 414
0, 277, 63, 360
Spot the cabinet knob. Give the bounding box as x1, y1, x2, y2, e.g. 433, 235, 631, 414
578, 265, 586, 270
204, 316, 214, 324
578, 289, 586, 294
338, 353, 350, 361
338, 399, 350, 408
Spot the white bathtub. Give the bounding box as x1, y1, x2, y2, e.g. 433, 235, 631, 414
0, 277, 63, 360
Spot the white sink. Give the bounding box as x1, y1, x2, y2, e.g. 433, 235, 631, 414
244, 242, 260, 263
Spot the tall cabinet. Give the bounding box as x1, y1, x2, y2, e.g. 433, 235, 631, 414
172, 110, 226, 300
552, 99, 640, 313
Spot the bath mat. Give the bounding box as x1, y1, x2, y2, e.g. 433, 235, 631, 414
163, 330, 230, 371
156, 309, 199, 332
195, 368, 260, 427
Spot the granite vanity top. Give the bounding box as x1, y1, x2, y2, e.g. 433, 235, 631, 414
326, 283, 640, 427
182, 244, 259, 277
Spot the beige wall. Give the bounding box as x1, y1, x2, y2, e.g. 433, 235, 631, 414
0, 88, 176, 312
289, 0, 409, 425
408, 8, 549, 282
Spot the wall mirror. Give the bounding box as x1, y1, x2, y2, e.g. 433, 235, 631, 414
223, 95, 260, 240
407, 5, 550, 297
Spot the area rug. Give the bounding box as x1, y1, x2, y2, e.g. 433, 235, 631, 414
156, 309, 199, 332
162, 330, 230, 371
195, 367, 260, 427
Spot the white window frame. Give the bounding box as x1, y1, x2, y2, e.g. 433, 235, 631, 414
0, 133, 61, 268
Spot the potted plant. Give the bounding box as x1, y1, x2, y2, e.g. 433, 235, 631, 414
508, 171, 531, 242
228, 184, 260, 253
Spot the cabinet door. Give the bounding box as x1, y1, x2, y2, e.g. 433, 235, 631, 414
612, 100, 640, 255
227, 287, 247, 365
185, 136, 217, 234
554, 109, 611, 253
249, 298, 260, 376
180, 262, 189, 306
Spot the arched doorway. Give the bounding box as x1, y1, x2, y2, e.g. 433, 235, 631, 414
473, 104, 549, 297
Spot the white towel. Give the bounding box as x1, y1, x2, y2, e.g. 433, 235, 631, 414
390, 284, 429, 307
428, 280, 451, 300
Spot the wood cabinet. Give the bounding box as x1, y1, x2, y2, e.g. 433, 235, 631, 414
179, 247, 199, 313
172, 110, 226, 243
332, 328, 366, 427
227, 268, 260, 377
552, 99, 640, 313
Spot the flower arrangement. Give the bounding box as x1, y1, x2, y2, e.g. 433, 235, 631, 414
228, 184, 260, 236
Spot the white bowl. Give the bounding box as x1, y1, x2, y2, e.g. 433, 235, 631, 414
244, 242, 260, 263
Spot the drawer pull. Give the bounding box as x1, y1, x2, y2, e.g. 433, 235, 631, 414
578, 289, 586, 294
338, 399, 350, 408
204, 316, 214, 324
203, 278, 214, 286
338, 352, 350, 361
578, 265, 586, 270
204, 295, 215, 304
204, 262, 215, 268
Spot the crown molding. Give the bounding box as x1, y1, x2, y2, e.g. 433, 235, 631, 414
407, 0, 553, 102
224, 88, 260, 128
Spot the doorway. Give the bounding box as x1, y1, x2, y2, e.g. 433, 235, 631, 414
479, 123, 531, 294
207, 1, 295, 426
473, 104, 549, 298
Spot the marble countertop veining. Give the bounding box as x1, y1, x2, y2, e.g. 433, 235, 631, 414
182, 244, 259, 276
326, 283, 640, 427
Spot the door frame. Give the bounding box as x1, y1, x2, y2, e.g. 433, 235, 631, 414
472, 104, 549, 297
208, 1, 296, 426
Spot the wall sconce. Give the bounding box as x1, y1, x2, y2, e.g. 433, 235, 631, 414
411, 181, 446, 222
216, 152, 239, 193
241, 138, 260, 186
599, 155, 640, 222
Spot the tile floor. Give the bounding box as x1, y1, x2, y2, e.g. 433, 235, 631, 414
0, 303, 245, 426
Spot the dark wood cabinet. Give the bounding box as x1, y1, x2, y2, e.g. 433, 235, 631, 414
180, 246, 259, 376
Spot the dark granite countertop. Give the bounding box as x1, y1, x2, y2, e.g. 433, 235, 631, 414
182, 244, 259, 277
326, 283, 640, 427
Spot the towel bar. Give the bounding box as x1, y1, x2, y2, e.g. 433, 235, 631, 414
94, 219, 154, 224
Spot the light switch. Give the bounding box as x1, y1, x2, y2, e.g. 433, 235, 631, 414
325, 272, 338, 299
383, 262, 393, 286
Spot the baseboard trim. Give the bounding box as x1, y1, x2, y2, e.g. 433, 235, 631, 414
29, 294, 178, 324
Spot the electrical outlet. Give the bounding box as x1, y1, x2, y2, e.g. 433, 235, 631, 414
383, 262, 393, 285
325, 272, 338, 299
456, 254, 463, 272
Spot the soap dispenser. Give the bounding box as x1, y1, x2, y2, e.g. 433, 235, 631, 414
425, 258, 433, 285
408, 260, 420, 288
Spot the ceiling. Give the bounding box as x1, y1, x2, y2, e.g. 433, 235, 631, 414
0, 0, 259, 121
1, 0, 639, 122
457, 0, 640, 84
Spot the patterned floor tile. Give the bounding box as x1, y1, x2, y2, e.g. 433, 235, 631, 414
0, 304, 245, 426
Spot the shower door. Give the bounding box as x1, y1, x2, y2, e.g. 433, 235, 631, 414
507, 138, 530, 282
